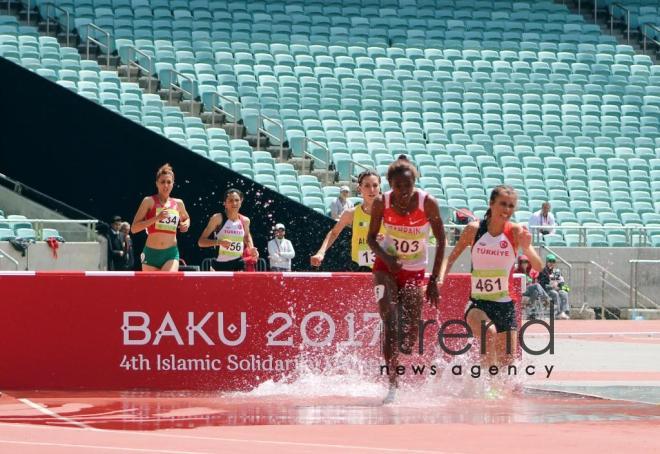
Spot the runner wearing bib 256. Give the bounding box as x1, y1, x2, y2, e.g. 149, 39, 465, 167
367, 155, 446, 403
442, 185, 543, 370
311, 170, 383, 272
198, 188, 258, 272
131, 163, 191, 271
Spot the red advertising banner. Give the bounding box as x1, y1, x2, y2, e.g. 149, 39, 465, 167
0, 272, 521, 391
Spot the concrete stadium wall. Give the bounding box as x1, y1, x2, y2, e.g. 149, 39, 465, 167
0, 242, 105, 271
0, 185, 93, 242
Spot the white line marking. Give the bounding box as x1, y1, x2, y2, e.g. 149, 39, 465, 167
0, 271, 35, 276
18, 399, 94, 430
85, 271, 135, 277
0, 440, 211, 453
183, 271, 233, 277
282, 272, 333, 278
526, 331, 660, 337
0, 422, 460, 453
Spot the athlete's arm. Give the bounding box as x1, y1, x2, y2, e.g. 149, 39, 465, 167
197, 214, 228, 248
441, 221, 478, 283
176, 199, 191, 233
367, 196, 400, 272
514, 224, 543, 272
424, 195, 446, 307
243, 216, 259, 258
310, 209, 354, 267
131, 197, 163, 234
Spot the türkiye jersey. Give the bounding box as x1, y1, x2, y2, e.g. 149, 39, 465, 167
470, 220, 517, 302
214, 217, 245, 262
351, 204, 384, 268
382, 189, 430, 271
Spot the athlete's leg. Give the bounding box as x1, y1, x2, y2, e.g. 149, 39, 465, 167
397, 283, 424, 355
466, 307, 498, 367
496, 330, 517, 366
374, 271, 399, 387
141, 263, 160, 271
160, 259, 179, 272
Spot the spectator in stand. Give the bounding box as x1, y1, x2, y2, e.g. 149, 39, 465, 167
516, 255, 549, 320
330, 185, 354, 220
108, 215, 126, 271
528, 202, 555, 237
119, 221, 134, 271
268, 223, 295, 271
538, 254, 570, 319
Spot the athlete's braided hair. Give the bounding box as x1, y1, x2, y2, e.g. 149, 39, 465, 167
484, 185, 517, 222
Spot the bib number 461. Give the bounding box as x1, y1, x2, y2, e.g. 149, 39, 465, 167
475, 278, 502, 293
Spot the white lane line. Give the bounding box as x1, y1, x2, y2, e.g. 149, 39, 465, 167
526, 331, 660, 336
0, 440, 211, 453
18, 399, 95, 430
0, 422, 460, 454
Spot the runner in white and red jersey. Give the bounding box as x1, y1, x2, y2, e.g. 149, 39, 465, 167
442, 185, 543, 367
367, 155, 446, 403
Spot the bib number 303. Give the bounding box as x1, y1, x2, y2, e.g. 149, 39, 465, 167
392, 239, 419, 254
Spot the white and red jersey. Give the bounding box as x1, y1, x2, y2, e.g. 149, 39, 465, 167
214, 215, 246, 262
470, 219, 517, 302
381, 189, 430, 271
146, 196, 180, 235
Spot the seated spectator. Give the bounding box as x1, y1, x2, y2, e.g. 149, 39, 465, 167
330, 186, 354, 220
538, 254, 570, 319
516, 255, 549, 320
528, 202, 555, 237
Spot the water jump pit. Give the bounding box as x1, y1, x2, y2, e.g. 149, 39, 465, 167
0, 272, 658, 454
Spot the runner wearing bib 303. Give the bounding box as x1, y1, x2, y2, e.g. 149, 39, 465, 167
367, 155, 446, 403
380, 188, 430, 273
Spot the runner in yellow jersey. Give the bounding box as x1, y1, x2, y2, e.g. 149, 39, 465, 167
311, 170, 383, 271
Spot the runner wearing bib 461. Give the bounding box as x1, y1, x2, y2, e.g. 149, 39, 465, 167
442, 185, 543, 371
